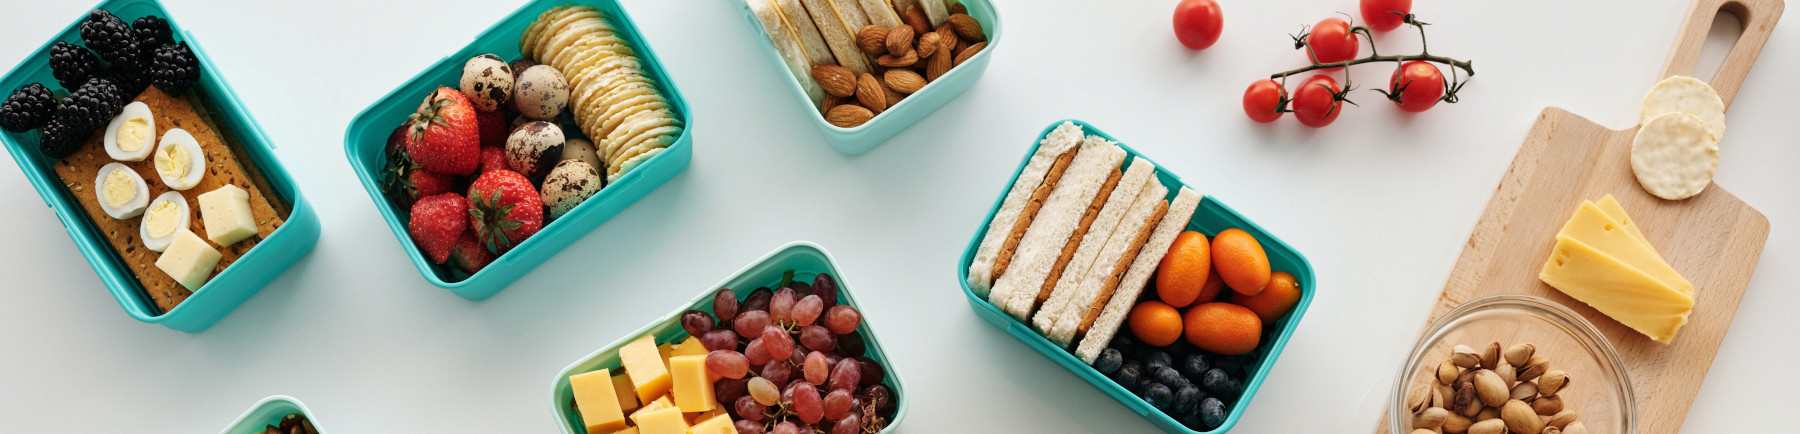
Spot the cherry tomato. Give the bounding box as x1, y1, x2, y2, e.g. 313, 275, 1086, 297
1305, 18, 1359, 66
1242, 79, 1286, 123
1291, 75, 1342, 128
1173, 0, 1224, 50
1388, 61, 1445, 112
1360, 0, 1412, 32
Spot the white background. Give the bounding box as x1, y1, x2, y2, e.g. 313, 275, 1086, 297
0, 0, 1794, 432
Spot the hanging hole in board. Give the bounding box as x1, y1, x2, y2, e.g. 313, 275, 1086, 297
1692, 8, 1743, 83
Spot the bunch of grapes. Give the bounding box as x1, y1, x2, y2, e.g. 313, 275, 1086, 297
679, 272, 897, 434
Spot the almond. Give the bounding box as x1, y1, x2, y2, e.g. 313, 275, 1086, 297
948, 14, 985, 42
885, 69, 926, 94
825, 104, 873, 128
876, 50, 919, 68
821, 94, 845, 116
917, 32, 942, 58
811, 64, 857, 97
856, 25, 888, 55
855, 73, 887, 115
885, 25, 915, 57
882, 82, 904, 108
953, 41, 985, 67
902, 6, 931, 36
950, 2, 967, 15
926, 48, 952, 82
937, 26, 958, 52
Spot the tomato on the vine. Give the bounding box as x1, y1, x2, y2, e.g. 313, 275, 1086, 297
1305, 18, 1359, 66
1242, 79, 1286, 123
1291, 75, 1343, 128
1360, 0, 1412, 32
1388, 60, 1445, 112
1173, 0, 1224, 50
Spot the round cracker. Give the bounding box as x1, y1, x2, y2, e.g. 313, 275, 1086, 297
536, 11, 603, 59
605, 109, 677, 158
1631, 112, 1719, 200
598, 98, 668, 150
543, 18, 609, 68
518, 6, 570, 58
1641, 75, 1725, 141
611, 125, 681, 169
609, 148, 665, 182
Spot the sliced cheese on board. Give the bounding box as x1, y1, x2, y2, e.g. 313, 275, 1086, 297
1558, 201, 1693, 296
1540, 235, 1692, 344
1595, 194, 1651, 248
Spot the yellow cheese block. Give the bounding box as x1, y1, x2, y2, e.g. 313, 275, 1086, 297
667, 355, 717, 413
613, 427, 639, 434
1558, 201, 1693, 296
671, 336, 708, 358
1596, 195, 1651, 247
621, 336, 673, 403
569, 369, 627, 434
630, 407, 687, 434
657, 342, 675, 366
690, 413, 738, 434
1541, 235, 1693, 343
687, 407, 726, 425
611, 373, 640, 413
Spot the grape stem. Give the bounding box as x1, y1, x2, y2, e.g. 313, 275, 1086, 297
1273, 13, 1474, 104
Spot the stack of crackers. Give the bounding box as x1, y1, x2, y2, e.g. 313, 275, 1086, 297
522, 5, 683, 182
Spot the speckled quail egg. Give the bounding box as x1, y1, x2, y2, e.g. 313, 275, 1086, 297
509, 58, 537, 81
153, 128, 207, 190
94, 162, 149, 219
459, 54, 513, 112
562, 137, 601, 172
506, 121, 564, 179
540, 159, 602, 220
103, 102, 155, 161
512, 65, 569, 120
139, 191, 190, 252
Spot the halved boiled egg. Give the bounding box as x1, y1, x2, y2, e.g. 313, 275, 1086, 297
104, 102, 155, 162
139, 191, 190, 252
94, 162, 149, 219
153, 128, 206, 190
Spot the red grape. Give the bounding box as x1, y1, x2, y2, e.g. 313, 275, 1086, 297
836, 330, 865, 356
744, 338, 771, 365
791, 381, 823, 424
706, 350, 750, 379
800, 325, 837, 352
788, 345, 808, 365
823, 305, 861, 335
734, 395, 766, 422
712, 289, 739, 322
823, 389, 854, 420
771, 288, 796, 322
855, 356, 885, 385
748, 376, 779, 405
735, 420, 765, 434
715, 377, 749, 405
680, 310, 713, 336
804, 351, 829, 384
734, 310, 771, 338
793, 295, 824, 326
700, 330, 739, 352
832, 414, 861, 434
762, 325, 793, 357
743, 288, 773, 313
830, 357, 861, 391
761, 359, 793, 385
772, 422, 799, 434
812, 273, 839, 306
859, 384, 895, 416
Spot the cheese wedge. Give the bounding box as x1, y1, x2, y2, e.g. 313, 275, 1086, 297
569, 369, 628, 434
1540, 235, 1692, 344
1595, 194, 1651, 248
1558, 201, 1692, 296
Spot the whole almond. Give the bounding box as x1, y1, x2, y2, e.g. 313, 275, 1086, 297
856, 25, 889, 55
1468, 419, 1505, 434
886, 25, 915, 56
855, 73, 887, 114
937, 26, 958, 52
917, 32, 942, 58
1504, 343, 1535, 366
882, 82, 903, 108
1472, 370, 1508, 407
902, 6, 931, 36
885, 69, 926, 94
825, 104, 872, 128
950, 2, 967, 15
811, 64, 857, 97
948, 14, 985, 42
821, 94, 845, 116
1500, 400, 1543, 434
876, 51, 919, 68
926, 48, 952, 81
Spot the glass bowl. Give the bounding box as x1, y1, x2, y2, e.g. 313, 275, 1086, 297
1390, 295, 1635, 434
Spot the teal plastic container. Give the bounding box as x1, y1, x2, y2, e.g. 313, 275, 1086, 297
218, 395, 327, 434
0, 0, 320, 333
344, 0, 692, 301
956, 120, 1315, 433
549, 242, 907, 433
734, 0, 1000, 155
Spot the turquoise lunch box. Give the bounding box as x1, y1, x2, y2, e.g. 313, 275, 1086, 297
344, 0, 692, 301
0, 0, 321, 333
956, 120, 1316, 433
550, 242, 908, 433
733, 0, 1000, 155
218, 395, 327, 434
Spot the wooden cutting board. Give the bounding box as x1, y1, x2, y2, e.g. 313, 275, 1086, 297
1374, 0, 1781, 432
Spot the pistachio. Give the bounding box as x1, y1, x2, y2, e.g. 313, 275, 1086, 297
1481, 342, 1502, 369
1439, 359, 1461, 385
1444, 411, 1473, 433
1409, 430, 1434, 434
1533, 394, 1564, 415
1539, 370, 1570, 396
1409, 385, 1432, 413
1435, 383, 1455, 408
1452, 345, 1481, 368
1544, 427, 1563, 434
1414, 407, 1449, 430
1457, 369, 1479, 388
1495, 362, 1517, 386
1476, 407, 1499, 421
1468, 419, 1506, 434
1504, 343, 1536, 367
1518, 355, 1551, 381
1564, 421, 1589, 434
1472, 369, 1509, 407
1510, 380, 1539, 401
1501, 400, 1544, 434
1451, 381, 1477, 414
1546, 410, 1579, 429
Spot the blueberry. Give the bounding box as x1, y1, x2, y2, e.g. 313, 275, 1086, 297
1111, 333, 1136, 349
1144, 350, 1173, 371
1141, 383, 1173, 410
1199, 397, 1227, 429
1172, 385, 1201, 413
1152, 366, 1186, 388
1093, 349, 1124, 375
1179, 410, 1208, 430
1201, 369, 1233, 396
1114, 363, 1141, 386
1180, 353, 1210, 378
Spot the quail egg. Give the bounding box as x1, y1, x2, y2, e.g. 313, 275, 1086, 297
459, 54, 513, 112
512, 65, 569, 120
505, 121, 564, 179
94, 162, 149, 219
139, 191, 190, 252
562, 137, 601, 172
153, 128, 206, 190
103, 102, 155, 161
540, 159, 602, 220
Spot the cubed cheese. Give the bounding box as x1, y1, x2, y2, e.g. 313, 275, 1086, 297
630, 407, 686, 434
671, 336, 708, 358
689, 413, 737, 434
196, 184, 257, 246
667, 355, 716, 412
611, 373, 639, 413
631, 395, 672, 422
154, 230, 220, 290
620, 336, 671, 403
569, 369, 627, 434
612, 427, 638, 434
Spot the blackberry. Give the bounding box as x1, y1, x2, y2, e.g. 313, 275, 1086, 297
80, 10, 137, 64
0, 83, 56, 133
55, 77, 123, 132
151, 42, 201, 95
133, 16, 174, 46
38, 119, 81, 159
49, 41, 100, 90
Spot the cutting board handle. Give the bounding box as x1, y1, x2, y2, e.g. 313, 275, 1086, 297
1659, 0, 1784, 109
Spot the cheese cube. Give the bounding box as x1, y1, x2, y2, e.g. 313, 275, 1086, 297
611, 373, 639, 413
668, 355, 717, 412
657, 342, 674, 364
569, 369, 627, 434
671, 336, 708, 358
631, 395, 672, 422
154, 230, 221, 290
630, 407, 687, 434
620, 336, 672, 403
196, 184, 258, 246
689, 413, 737, 434
613, 427, 638, 434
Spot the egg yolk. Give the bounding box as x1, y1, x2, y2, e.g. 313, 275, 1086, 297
157, 143, 190, 180
101, 169, 137, 207
117, 117, 149, 152
144, 200, 181, 238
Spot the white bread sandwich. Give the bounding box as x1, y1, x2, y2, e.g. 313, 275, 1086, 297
1030, 157, 1156, 331
747, 0, 825, 103
918, 0, 950, 26
987, 136, 1127, 318
825, 0, 873, 35
798, 0, 873, 74
1075, 187, 1203, 363
858, 0, 904, 28
1006, 165, 1122, 318
1045, 179, 1168, 347
773, 0, 838, 67
890, 0, 922, 18
966, 122, 1083, 296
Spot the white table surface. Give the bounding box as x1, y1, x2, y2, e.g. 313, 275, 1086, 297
1, 0, 1795, 432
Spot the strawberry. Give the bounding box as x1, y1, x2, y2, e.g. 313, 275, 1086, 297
406, 87, 480, 175
478, 145, 509, 174
408, 193, 469, 264
467, 169, 543, 254
476, 108, 507, 148
449, 231, 496, 274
